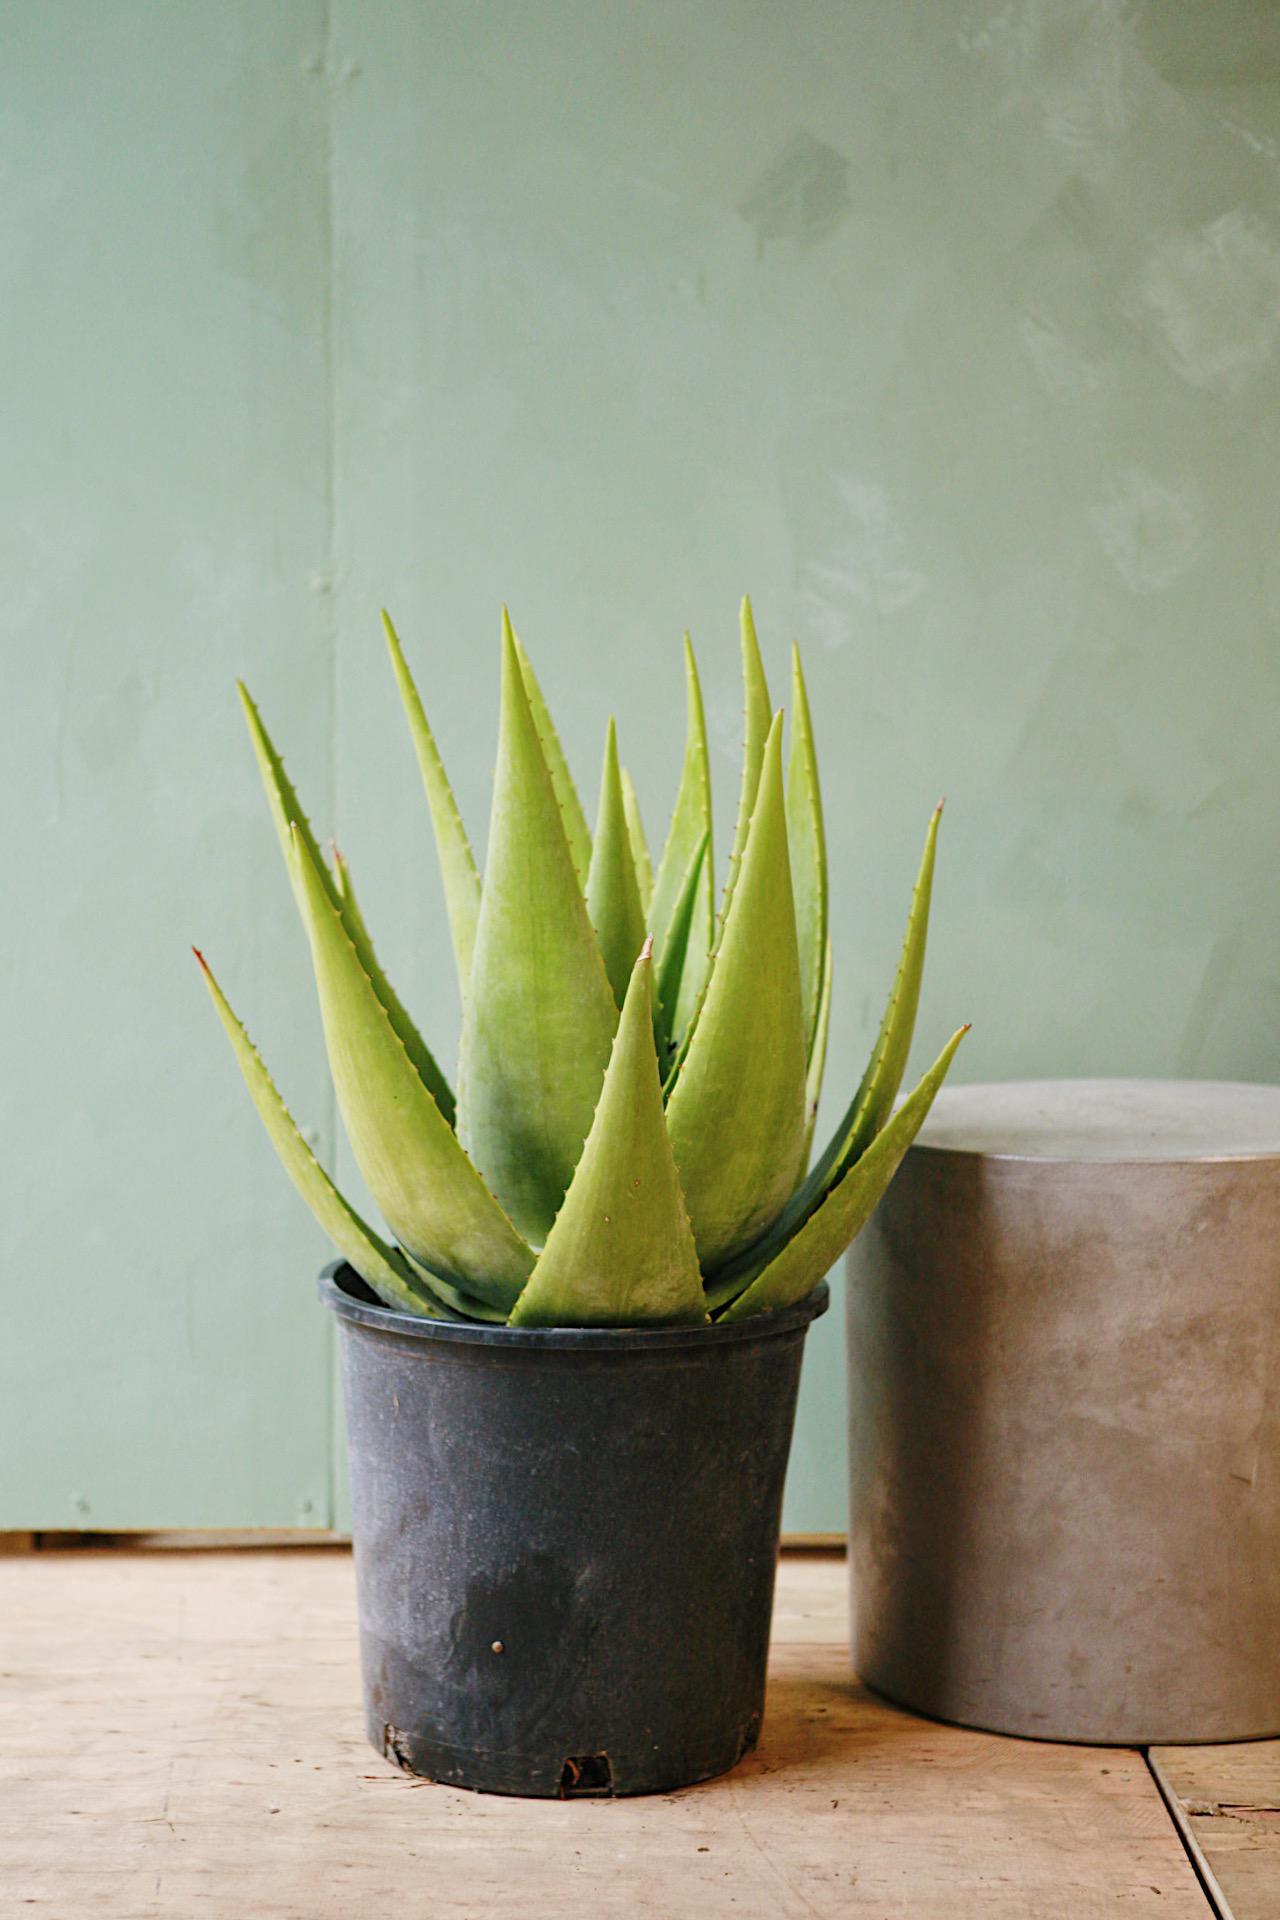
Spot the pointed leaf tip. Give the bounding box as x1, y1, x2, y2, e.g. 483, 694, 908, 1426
718, 599, 772, 935
509, 943, 705, 1328
666, 711, 808, 1268
786, 643, 828, 1064
586, 713, 647, 1009
649, 633, 714, 1040
620, 766, 653, 917
240, 670, 460, 1136
384, 609, 483, 999
829, 799, 942, 1157
195, 950, 459, 1320
506, 612, 594, 889
727, 796, 944, 1279
460, 616, 617, 1241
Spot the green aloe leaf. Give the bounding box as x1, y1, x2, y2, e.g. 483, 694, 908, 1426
288, 823, 533, 1308
644, 609, 771, 1098
397, 1246, 509, 1323
457, 619, 619, 1243
649, 636, 715, 1037
717, 596, 771, 936
193, 949, 461, 1321
586, 717, 648, 1008
509, 617, 593, 889
654, 829, 710, 1055
238, 681, 455, 1125
721, 1025, 968, 1321
236, 680, 334, 902
326, 839, 455, 1125
620, 767, 653, 916
801, 801, 942, 1204
665, 712, 808, 1268
787, 643, 828, 1059
382, 611, 482, 1002
801, 933, 833, 1168
510, 944, 707, 1328
705, 802, 943, 1289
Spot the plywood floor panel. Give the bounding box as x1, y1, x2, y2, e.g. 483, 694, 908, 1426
1, 1552, 1210, 1918
1151, 1743, 1280, 1920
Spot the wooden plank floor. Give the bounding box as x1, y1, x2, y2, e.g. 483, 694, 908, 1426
0, 1549, 1218, 1918
1151, 1743, 1280, 1920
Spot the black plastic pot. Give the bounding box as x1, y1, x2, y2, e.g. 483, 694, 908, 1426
320, 1261, 827, 1798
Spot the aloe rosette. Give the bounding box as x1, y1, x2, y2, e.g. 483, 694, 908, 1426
197, 599, 966, 1327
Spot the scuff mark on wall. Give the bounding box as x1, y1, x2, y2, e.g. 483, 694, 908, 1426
965, 0, 1140, 157
1139, 208, 1280, 393
1089, 467, 1204, 594
738, 132, 851, 254
789, 473, 927, 650
1017, 310, 1105, 394
1177, 929, 1244, 1074
1216, 113, 1280, 169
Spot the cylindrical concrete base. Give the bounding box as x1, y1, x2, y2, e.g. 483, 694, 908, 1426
847, 1079, 1280, 1745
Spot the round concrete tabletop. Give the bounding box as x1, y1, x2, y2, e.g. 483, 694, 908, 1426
916, 1077, 1280, 1161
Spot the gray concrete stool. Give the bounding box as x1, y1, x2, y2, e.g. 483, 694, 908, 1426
846, 1079, 1280, 1744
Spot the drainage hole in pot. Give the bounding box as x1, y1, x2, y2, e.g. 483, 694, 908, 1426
560, 1753, 613, 1797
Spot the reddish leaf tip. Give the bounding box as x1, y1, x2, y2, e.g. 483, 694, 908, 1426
192, 946, 209, 972
500, 605, 519, 659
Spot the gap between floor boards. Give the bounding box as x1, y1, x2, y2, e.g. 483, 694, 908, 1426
1148, 1751, 1231, 1920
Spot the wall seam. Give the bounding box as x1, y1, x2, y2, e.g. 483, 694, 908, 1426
319, 0, 340, 1532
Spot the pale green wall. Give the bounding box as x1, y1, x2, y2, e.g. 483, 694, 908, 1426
5, 3, 1280, 1533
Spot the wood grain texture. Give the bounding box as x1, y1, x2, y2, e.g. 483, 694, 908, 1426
0, 1552, 1208, 1917
1151, 1744, 1280, 1920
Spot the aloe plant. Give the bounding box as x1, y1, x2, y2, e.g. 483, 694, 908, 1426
197, 599, 966, 1326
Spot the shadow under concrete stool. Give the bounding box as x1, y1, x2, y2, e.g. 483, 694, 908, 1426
846, 1079, 1280, 1744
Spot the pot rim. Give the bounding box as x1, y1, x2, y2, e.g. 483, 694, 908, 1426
319, 1260, 828, 1349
